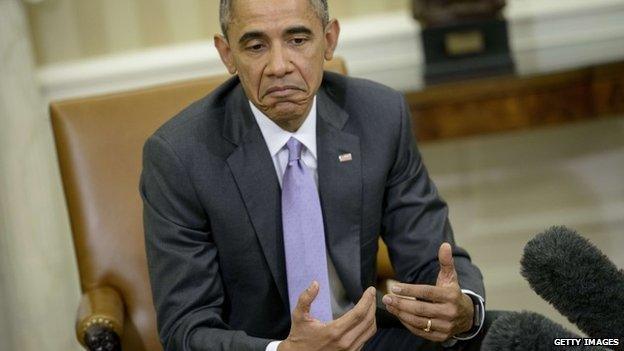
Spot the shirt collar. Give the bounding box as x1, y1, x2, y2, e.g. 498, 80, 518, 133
249, 96, 317, 159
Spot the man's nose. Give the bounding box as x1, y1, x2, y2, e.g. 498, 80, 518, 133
266, 45, 291, 77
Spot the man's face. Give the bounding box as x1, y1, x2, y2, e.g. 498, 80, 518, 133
215, 0, 340, 131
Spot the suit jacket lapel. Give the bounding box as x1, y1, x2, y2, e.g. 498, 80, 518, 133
222, 82, 364, 308
316, 89, 364, 302
223, 85, 288, 306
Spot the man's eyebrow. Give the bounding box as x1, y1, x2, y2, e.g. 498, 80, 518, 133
284, 26, 313, 36
238, 31, 265, 45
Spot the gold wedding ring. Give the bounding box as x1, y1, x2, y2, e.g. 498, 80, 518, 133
423, 319, 432, 333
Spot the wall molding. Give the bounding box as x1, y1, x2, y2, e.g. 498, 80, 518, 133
37, 0, 624, 101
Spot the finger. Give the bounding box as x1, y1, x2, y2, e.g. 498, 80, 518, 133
293, 281, 319, 321
402, 321, 451, 343
385, 304, 452, 334
385, 304, 452, 342
390, 284, 448, 303
341, 288, 377, 350
332, 286, 376, 331
437, 242, 458, 286
349, 316, 377, 351
382, 294, 442, 318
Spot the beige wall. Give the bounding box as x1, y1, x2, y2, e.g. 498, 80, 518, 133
1, 1, 80, 350
26, 0, 408, 65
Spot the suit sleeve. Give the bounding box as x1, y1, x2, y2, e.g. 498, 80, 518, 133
380, 94, 485, 298
140, 134, 272, 351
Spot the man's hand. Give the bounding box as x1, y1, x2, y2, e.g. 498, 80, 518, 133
382, 242, 474, 342
278, 282, 377, 351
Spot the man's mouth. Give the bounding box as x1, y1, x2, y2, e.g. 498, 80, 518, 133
264, 85, 302, 98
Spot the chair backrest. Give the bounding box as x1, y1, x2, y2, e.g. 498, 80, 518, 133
51, 59, 353, 350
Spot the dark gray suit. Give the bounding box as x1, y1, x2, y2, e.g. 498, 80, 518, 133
140, 72, 485, 351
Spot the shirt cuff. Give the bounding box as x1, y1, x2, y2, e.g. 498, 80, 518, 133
266, 340, 282, 351
454, 289, 485, 340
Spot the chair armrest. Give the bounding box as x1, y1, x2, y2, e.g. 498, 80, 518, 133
76, 286, 124, 350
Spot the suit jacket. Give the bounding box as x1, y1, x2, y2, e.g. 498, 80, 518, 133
140, 71, 485, 351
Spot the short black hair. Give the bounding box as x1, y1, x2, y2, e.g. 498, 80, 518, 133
219, 0, 329, 38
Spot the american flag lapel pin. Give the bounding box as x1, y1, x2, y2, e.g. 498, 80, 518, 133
338, 153, 352, 162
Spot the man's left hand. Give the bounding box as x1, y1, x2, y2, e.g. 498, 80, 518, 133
382, 242, 474, 342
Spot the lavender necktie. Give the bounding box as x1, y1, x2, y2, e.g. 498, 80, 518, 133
282, 137, 333, 322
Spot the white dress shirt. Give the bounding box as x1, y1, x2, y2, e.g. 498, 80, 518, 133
248, 98, 484, 351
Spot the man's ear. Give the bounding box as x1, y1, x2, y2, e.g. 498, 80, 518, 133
323, 19, 340, 61
214, 34, 238, 75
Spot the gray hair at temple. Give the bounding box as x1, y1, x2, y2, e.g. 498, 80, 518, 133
219, 0, 330, 38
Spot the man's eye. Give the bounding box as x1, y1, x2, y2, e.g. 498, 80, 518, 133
290, 37, 307, 45
246, 43, 265, 52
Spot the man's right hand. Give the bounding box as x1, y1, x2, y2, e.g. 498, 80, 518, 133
278, 282, 377, 351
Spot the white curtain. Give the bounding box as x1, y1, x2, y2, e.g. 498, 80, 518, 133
0, 0, 81, 350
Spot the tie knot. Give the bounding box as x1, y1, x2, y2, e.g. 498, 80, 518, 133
286, 137, 303, 162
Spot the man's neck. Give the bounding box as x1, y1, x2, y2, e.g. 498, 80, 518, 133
276, 118, 305, 133
253, 98, 316, 133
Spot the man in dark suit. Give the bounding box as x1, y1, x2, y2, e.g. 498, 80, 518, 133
140, 0, 486, 350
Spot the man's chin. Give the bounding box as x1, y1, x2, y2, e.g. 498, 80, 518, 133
263, 100, 309, 118
267, 107, 304, 121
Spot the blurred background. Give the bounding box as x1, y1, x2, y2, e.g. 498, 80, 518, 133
1, 0, 623, 349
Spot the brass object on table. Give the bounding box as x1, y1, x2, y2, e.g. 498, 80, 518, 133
412, 0, 514, 84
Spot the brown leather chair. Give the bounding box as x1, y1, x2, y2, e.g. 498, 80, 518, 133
51, 57, 395, 351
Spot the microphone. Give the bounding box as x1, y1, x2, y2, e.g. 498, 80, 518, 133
481, 311, 608, 351
520, 226, 624, 340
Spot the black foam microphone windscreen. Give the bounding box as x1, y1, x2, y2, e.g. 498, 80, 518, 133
481, 311, 606, 351
521, 226, 624, 340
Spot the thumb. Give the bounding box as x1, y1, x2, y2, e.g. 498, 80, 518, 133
436, 242, 458, 287
293, 281, 319, 321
